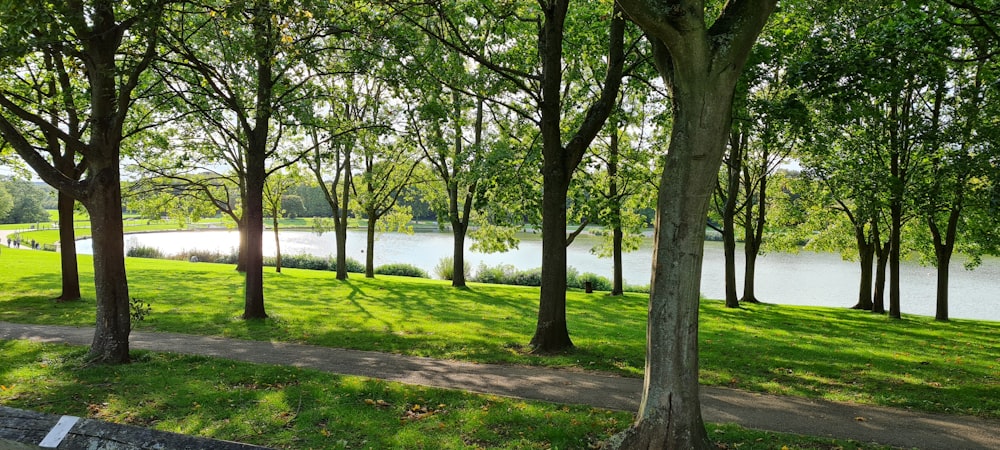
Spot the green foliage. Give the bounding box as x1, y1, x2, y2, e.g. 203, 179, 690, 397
374, 263, 429, 279
571, 272, 613, 292
129, 297, 151, 332
126, 245, 164, 259
0, 183, 13, 220
260, 254, 364, 273
174, 249, 238, 265
0, 179, 50, 224
434, 256, 470, 281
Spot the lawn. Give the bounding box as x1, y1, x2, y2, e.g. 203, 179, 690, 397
0, 340, 888, 450
1, 247, 996, 421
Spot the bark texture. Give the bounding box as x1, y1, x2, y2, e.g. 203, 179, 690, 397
608, 0, 777, 447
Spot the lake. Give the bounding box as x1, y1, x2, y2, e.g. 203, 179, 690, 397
77, 229, 1000, 322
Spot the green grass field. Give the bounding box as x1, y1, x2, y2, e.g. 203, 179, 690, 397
0, 246, 995, 448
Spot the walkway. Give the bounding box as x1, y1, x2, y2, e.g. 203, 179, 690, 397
2, 322, 998, 449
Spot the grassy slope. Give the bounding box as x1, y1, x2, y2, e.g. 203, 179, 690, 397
1, 247, 996, 421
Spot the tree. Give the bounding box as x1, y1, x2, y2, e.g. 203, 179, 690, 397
152, 0, 341, 319
352, 136, 423, 278
586, 91, 662, 296
606, 1, 776, 448
396, 0, 631, 352
0, 179, 49, 224
404, 64, 494, 287
0, 36, 89, 300
305, 75, 387, 280
263, 168, 302, 273
0, 0, 169, 364
0, 182, 12, 220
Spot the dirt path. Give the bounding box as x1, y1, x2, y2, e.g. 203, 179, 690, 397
2, 322, 998, 449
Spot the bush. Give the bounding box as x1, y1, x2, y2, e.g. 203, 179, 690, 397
174, 249, 238, 264
434, 256, 472, 281
374, 263, 429, 278
126, 245, 163, 259
471, 263, 518, 285
573, 272, 613, 292
511, 268, 542, 286
342, 257, 365, 273
269, 254, 331, 271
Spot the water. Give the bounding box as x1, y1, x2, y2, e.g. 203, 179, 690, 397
77, 229, 1000, 322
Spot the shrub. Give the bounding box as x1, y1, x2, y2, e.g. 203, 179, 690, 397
510, 268, 543, 286
471, 263, 518, 285
574, 272, 613, 292
434, 256, 472, 281
374, 263, 429, 278
126, 245, 163, 259
175, 249, 238, 264
343, 257, 365, 273
270, 254, 331, 271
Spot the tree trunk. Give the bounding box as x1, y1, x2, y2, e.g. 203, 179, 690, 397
721, 131, 743, 308
451, 220, 468, 287
852, 237, 875, 310
272, 215, 281, 273
888, 201, 902, 319
365, 214, 376, 278
608, 130, 624, 296
612, 226, 624, 296
607, 1, 775, 446
335, 206, 349, 280
85, 165, 131, 364
722, 221, 739, 307
741, 155, 768, 304
236, 219, 248, 272
530, 0, 573, 353
336, 161, 352, 280
531, 163, 574, 352
872, 230, 889, 315
741, 243, 759, 303
929, 205, 961, 322
55, 191, 81, 301
242, 141, 266, 319
610, 82, 732, 449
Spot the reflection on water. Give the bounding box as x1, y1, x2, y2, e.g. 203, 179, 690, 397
77, 229, 1000, 322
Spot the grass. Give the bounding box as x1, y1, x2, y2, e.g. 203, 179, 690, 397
0, 341, 888, 450
0, 248, 997, 448
0, 247, 997, 421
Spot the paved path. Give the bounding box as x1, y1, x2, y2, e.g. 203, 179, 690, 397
2, 322, 999, 449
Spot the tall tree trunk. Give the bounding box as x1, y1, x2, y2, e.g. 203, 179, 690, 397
243, 150, 266, 319
741, 155, 768, 304
721, 131, 743, 308
608, 1, 775, 447
531, 164, 574, 351
530, 1, 573, 353
872, 223, 889, 314
451, 220, 468, 287
336, 158, 352, 280
55, 191, 81, 301
365, 214, 376, 278
610, 81, 732, 450
335, 204, 349, 280
236, 219, 248, 272
929, 205, 961, 322
609, 130, 624, 296
888, 200, 902, 319
85, 164, 131, 364
852, 236, 875, 310
272, 214, 281, 273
